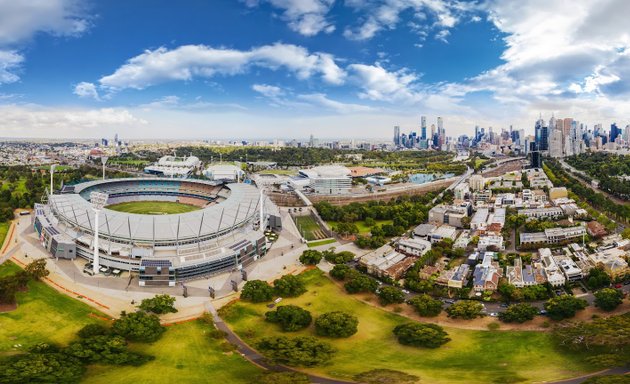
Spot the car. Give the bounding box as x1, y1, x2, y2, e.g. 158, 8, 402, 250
614, 283, 623, 289
500, 303, 509, 308
401, 289, 410, 294
489, 312, 498, 317
443, 299, 455, 304
539, 310, 548, 315
623, 280, 630, 286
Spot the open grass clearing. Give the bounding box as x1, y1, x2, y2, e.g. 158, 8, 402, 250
327, 219, 393, 234
0, 221, 10, 251
106, 201, 200, 215
295, 215, 327, 241
221, 269, 600, 384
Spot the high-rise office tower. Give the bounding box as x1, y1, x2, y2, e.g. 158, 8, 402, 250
430, 124, 436, 139
610, 123, 621, 142
421, 116, 427, 140
394, 125, 400, 145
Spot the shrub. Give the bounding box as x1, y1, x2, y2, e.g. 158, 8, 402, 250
315, 311, 359, 338
392, 322, 450, 348
241, 280, 274, 303
77, 324, 110, 338
265, 305, 312, 332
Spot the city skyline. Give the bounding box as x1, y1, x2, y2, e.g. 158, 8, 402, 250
1, 1, 630, 139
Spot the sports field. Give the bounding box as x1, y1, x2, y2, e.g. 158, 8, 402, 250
106, 201, 200, 215
221, 269, 601, 384
294, 215, 328, 241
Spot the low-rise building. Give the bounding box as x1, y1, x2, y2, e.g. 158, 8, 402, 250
518, 207, 564, 219
549, 187, 568, 200
539, 248, 566, 286
413, 223, 437, 240
553, 254, 584, 281
429, 225, 458, 243
506, 258, 524, 287
453, 230, 471, 249
587, 221, 607, 238
478, 235, 504, 251
396, 237, 432, 257
428, 203, 471, 228
588, 248, 629, 278
472, 252, 502, 292
359, 245, 417, 280
470, 208, 489, 231
545, 226, 586, 243
448, 264, 471, 289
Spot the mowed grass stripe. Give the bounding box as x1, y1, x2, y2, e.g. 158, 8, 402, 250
106, 201, 200, 215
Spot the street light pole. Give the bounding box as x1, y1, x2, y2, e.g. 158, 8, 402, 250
90, 192, 109, 274
101, 156, 109, 180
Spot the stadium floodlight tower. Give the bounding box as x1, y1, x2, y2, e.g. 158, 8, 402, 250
90, 191, 109, 274
49, 164, 56, 196
259, 189, 265, 232
100, 156, 109, 180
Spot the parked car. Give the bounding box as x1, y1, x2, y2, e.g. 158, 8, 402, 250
500, 303, 509, 308
614, 283, 623, 289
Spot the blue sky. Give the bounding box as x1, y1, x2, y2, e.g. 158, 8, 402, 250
1, 0, 629, 139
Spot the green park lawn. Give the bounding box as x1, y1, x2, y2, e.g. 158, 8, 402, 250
295, 215, 327, 241
0, 261, 260, 384
0, 261, 107, 353
0, 221, 10, 250
106, 201, 200, 215
221, 269, 600, 384
327, 219, 393, 234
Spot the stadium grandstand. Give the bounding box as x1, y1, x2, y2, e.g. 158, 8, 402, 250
34, 178, 281, 286
143, 154, 200, 178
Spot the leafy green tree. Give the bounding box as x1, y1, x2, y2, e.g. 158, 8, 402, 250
257, 372, 311, 384
329, 264, 352, 280
256, 336, 336, 367
241, 280, 275, 303
392, 322, 450, 348
0, 352, 85, 384
139, 294, 178, 314
299, 250, 323, 265
77, 324, 110, 338
594, 288, 623, 311
323, 250, 355, 264
25, 259, 49, 280
273, 274, 307, 297
344, 274, 379, 294
335, 222, 359, 237
498, 303, 538, 323
377, 286, 406, 306
408, 294, 442, 317
112, 311, 165, 343
353, 369, 419, 384
315, 311, 359, 338
265, 305, 312, 332
0, 271, 29, 305
544, 295, 588, 321
445, 300, 484, 319
65, 335, 152, 365
587, 267, 612, 290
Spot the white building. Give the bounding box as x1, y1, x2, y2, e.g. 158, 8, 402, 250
204, 164, 244, 182
396, 237, 431, 257
539, 248, 566, 287
299, 165, 352, 194
144, 155, 200, 178
469, 174, 485, 191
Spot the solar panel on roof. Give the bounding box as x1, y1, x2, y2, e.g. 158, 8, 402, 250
140, 259, 172, 267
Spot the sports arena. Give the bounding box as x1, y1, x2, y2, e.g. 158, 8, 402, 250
33, 178, 280, 286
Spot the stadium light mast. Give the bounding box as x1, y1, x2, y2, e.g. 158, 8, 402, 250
90, 192, 109, 274
259, 189, 265, 232
100, 156, 109, 180
50, 164, 56, 196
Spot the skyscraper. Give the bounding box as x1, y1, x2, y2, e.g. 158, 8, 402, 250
420, 116, 427, 140
393, 125, 400, 145
610, 123, 621, 142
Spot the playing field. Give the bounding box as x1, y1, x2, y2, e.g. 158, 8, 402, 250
294, 215, 328, 241
221, 269, 601, 384
106, 201, 200, 215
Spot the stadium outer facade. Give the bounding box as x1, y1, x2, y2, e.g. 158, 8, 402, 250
33, 178, 277, 287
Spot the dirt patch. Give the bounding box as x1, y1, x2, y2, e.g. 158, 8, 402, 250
0, 303, 18, 312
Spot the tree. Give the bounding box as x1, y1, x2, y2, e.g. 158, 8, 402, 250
329, 264, 352, 280
354, 369, 420, 384
324, 250, 355, 264
0, 352, 85, 384
315, 311, 359, 338
257, 372, 311, 384
392, 322, 450, 348
138, 294, 178, 314
552, 313, 630, 352
445, 300, 483, 319
112, 311, 165, 342
256, 336, 335, 366
408, 294, 442, 317
65, 335, 152, 366
594, 288, 623, 312
77, 324, 110, 338
299, 250, 323, 265
344, 274, 378, 294
498, 303, 538, 323
0, 271, 29, 305
377, 286, 406, 306
273, 274, 307, 297
587, 267, 612, 290
335, 222, 359, 237
25, 259, 49, 280
241, 280, 275, 303
265, 305, 312, 332
544, 295, 588, 321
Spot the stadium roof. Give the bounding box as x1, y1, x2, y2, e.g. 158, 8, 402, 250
50, 179, 260, 243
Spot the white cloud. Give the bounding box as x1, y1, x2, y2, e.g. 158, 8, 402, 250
252, 84, 284, 98
97, 43, 346, 90
0, 50, 23, 84
297, 93, 375, 113
348, 63, 420, 103
138, 95, 248, 111
73, 81, 100, 100
0, 0, 90, 85
0, 104, 146, 136
245, 0, 335, 36
343, 0, 476, 41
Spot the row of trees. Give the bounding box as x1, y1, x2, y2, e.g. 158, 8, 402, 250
566, 153, 630, 200
241, 275, 307, 303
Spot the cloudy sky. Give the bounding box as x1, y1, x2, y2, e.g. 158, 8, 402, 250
0, 0, 629, 140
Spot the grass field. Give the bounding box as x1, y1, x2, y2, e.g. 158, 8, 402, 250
307, 238, 336, 248
0, 261, 107, 353
106, 201, 200, 215
0, 261, 261, 384
221, 269, 600, 384
295, 215, 328, 241
0, 221, 10, 251
327, 219, 393, 234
